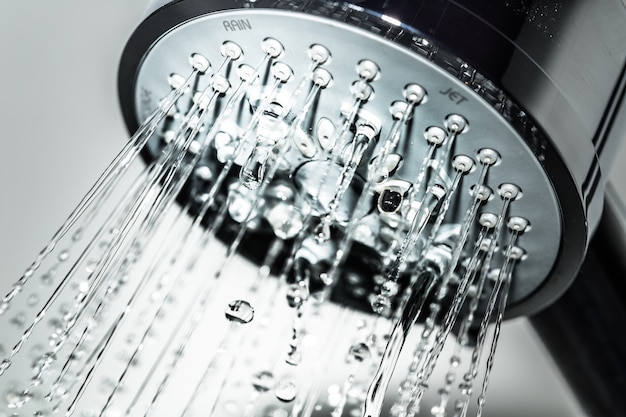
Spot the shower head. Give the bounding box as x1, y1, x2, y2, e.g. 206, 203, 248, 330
118, 0, 626, 318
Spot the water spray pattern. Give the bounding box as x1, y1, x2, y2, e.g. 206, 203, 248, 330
0, 36, 532, 417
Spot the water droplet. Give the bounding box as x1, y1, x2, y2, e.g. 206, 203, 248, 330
378, 189, 403, 213
286, 284, 309, 309
214, 131, 237, 163
0, 359, 10, 374
271, 409, 289, 417
275, 380, 297, 402
285, 350, 302, 366
453, 399, 465, 412
266, 204, 305, 239
327, 384, 342, 406
371, 154, 404, 183
48, 330, 66, 347
371, 294, 391, 315
240, 146, 269, 191
459, 382, 472, 396
293, 128, 317, 158
0, 301, 9, 315
223, 401, 241, 414
225, 300, 254, 324
76, 280, 90, 294
348, 384, 367, 400
40, 271, 54, 285
32, 352, 56, 372
194, 166, 213, 182
347, 342, 371, 363
31, 376, 43, 387
58, 250, 70, 262
252, 370, 275, 392
47, 382, 68, 401
228, 185, 258, 223
445, 372, 455, 385
27, 293, 40, 306
84, 262, 98, 274
314, 224, 331, 245
10, 313, 26, 327
5, 389, 32, 409
390, 403, 407, 417
381, 281, 399, 297
316, 117, 336, 151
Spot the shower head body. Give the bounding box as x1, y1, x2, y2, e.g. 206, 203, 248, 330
118, 0, 626, 317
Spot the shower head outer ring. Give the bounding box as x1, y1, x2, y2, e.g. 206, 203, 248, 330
117, 0, 624, 318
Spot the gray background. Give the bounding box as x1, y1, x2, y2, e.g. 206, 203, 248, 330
1, 1, 625, 416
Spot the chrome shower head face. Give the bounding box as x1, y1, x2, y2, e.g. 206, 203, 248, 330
120, 5, 563, 317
